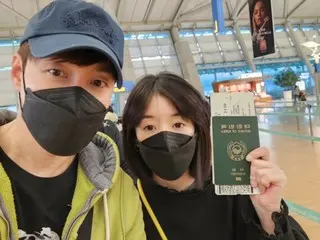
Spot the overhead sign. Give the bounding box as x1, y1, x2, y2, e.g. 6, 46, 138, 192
240, 72, 263, 79
211, 0, 225, 33
114, 80, 135, 93
114, 87, 126, 93
248, 0, 275, 58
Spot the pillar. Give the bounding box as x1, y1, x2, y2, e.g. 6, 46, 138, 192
234, 23, 256, 72
285, 22, 318, 101
171, 26, 204, 95
122, 45, 136, 82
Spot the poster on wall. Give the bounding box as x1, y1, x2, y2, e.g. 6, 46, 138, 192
249, 0, 275, 58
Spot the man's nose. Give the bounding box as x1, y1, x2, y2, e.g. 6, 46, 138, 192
69, 76, 87, 89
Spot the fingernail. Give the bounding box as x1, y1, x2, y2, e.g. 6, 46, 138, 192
250, 177, 257, 188
246, 155, 253, 162
251, 181, 257, 188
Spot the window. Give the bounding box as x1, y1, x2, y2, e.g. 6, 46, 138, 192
126, 32, 181, 78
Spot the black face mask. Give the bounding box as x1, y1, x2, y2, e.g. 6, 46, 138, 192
21, 86, 107, 156
137, 131, 197, 181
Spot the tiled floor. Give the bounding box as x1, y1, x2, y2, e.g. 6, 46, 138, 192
257, 103, 320, 239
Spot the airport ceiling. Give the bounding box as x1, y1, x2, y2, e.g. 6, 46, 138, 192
0, 0, 318, 38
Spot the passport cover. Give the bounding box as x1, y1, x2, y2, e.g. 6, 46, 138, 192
212, 116, 260, 185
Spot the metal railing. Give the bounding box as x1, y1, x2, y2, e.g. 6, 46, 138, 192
255, 100, 320, 143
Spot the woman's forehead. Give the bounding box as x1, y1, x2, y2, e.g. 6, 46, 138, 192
144, 94, 179, 117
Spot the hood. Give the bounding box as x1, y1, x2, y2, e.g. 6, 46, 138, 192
0, 110, 16, 125
0, 110, 119, 192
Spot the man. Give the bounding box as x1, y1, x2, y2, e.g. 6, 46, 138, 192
0, 0, 145, 239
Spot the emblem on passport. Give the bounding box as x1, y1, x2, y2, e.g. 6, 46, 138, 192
227, 141, 247, 161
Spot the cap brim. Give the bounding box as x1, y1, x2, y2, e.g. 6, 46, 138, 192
28, 34, 123, 88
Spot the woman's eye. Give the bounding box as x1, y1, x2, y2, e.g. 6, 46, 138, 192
144, 125, 155, 131
48, 69, 65, 77
92, 80, 108, 88
173, 123, 185, 129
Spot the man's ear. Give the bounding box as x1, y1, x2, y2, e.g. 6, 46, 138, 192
11, 53, 23, 92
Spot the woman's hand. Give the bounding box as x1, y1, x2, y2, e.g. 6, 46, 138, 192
247, 147, 287, 234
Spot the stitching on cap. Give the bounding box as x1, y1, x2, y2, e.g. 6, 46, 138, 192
62, 9, 119, 47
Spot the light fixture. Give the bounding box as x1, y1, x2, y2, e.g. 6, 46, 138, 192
301, 41, 320, 49
301, 41, 320, 63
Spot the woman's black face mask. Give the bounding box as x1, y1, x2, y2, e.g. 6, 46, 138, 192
136, 131, 197, 181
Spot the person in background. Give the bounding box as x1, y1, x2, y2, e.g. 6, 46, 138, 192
122, 72, 309, 240
0, 1, 145, 239
219, 84, 227, 92
100, 117, 134, 179
101, 117, 123, 158
293, 85, 301, 103
105, 105, 119, 123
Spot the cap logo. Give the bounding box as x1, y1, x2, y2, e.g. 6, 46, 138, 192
62, 9, 119, 46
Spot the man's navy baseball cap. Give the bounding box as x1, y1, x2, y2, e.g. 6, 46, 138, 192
20, 0, 124, 88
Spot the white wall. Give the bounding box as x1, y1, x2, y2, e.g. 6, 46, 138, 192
118, 92, 130, 116
0, 44, 17, 106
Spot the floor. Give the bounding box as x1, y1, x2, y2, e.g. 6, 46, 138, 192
257, 101, 320, 239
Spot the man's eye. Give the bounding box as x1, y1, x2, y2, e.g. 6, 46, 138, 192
92, 80, 108, 88
48, 69, 65, 77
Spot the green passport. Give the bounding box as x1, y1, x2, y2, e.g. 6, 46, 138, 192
212, 116, 260, 185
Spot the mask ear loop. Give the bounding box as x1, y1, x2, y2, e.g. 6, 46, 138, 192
18, 70, 27, 111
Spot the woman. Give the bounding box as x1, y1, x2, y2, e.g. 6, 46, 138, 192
251, 0, 275, 57
122, 72, 309, 240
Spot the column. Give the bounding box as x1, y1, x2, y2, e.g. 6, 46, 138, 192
285, 22, 318, 101
171, 26, 204, 95
234, 23, 256, 72
122, 45, 136, 82
314, 63, 320, 102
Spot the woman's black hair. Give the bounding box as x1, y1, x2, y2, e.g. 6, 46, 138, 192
122, 72, 211, 188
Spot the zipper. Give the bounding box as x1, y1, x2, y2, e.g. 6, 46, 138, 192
0, 196, 10, 240
64, 190, 101, 240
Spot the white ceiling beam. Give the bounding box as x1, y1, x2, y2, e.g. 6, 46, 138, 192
283, 0, 289, 18
142, 0, 156, 23
232, 0, 247, 20
178, 1, 211, 20
116, 0, 124, 19
287, 0, 307, 19
0, 1, 29, 21
225, 0, 233, 19
173, 0, 189, 25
